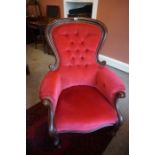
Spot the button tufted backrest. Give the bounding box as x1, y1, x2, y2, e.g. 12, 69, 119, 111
46, 18, 107, 69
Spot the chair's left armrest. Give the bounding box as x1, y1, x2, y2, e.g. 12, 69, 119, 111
39, 70, 61, 136
96, 66, 126, 105
39, 70, 61, 110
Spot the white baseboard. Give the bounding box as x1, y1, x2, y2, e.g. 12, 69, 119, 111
99, 54, 129, 73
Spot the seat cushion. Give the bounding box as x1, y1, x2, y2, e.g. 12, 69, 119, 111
54, 86, 118, 133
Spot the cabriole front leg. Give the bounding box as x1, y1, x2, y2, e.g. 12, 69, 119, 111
42, 99, 60, 147
115, 91, 126, 126
110, 91, 126, 136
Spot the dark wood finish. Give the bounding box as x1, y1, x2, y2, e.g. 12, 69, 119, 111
42, 18, 126, 147
115, 91, 126, 126
117, 91, 126, 98
48, 64, 57, 71
27, 17, 49, 48
27, 17, 54, 54
41, 89, 124, 147
42, 99, 60, 146
98, 60, 106, 66
42, 99, 54, 134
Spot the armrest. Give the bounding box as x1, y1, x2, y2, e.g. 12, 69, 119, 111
40, 71, 61, 145
96, 66, 125, 105
39, 70, 61, 111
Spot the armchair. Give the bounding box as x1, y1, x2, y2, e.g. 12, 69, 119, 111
39, 18, 125, 146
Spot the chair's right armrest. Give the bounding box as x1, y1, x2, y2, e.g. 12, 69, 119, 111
42, 99, 55, 133
39, 70, 61, 111
40, 70, 61, 135
96, 66, 126, 105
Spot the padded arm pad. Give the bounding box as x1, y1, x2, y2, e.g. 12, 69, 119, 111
96, 66, 125, 105
39, 71, 61, 110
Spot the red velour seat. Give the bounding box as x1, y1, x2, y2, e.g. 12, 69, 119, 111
55, 86, 118, 133
39, 18, 125, 136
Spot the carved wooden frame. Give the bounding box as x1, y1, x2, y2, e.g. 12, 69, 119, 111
46, 17, 108, 70
42, 18, 125, 145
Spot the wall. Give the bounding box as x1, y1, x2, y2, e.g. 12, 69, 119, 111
97, 0, 129, 63
38, 0, 129, 64
39, 0, 64, 17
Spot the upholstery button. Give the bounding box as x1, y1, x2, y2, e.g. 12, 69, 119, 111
81, 56, 84, 61
70, 41, 74, 45
85, 64, 88, 67
64, 34, 69, 37
66, 49, 70, 53
71, 57, 75, 64
81, 41, 84, 45
85, 49, 89, 53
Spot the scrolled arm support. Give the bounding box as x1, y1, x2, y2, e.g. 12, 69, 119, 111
98, 60, 106, 66
115, 91, 126, 126
116, 91, 126, 98
42, 99, 51, 106
42, 99, 60, 146
42, 99, 55, 134
49, 64, 57, 71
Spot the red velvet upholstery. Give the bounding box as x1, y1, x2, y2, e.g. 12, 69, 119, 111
52, 23, 102, 67
55, 86, 118, 133
96, 67, 125, 105
39, 18, 125, 133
